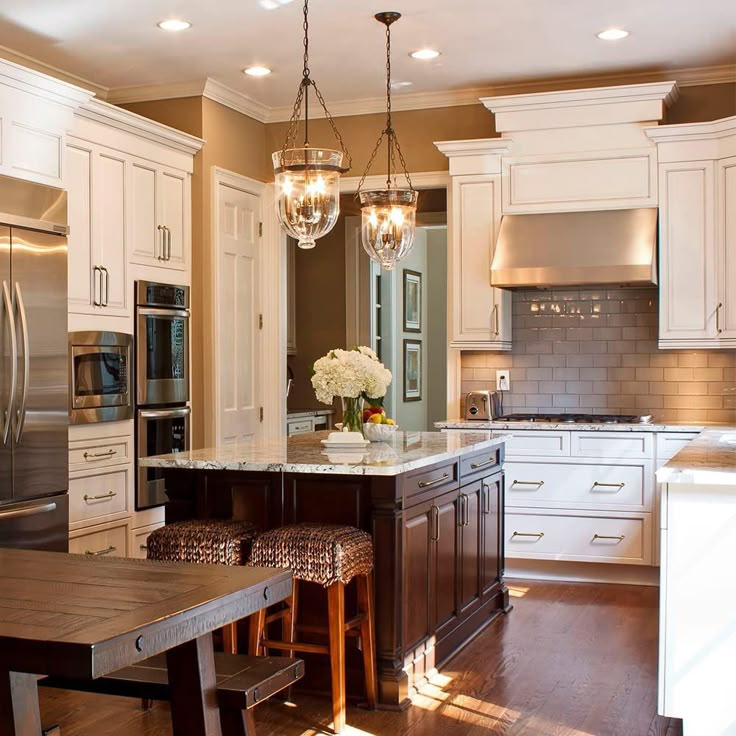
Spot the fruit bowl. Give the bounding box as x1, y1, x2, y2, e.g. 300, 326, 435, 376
363, 422, 399, 442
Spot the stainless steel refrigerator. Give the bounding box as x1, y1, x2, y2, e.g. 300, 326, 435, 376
0, 175, 69, 551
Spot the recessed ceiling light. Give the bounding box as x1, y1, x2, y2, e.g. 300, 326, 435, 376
597, 28, 629, 41
410, 48, 440, 60
157, 19, 191, 32
244, 66, 272, 77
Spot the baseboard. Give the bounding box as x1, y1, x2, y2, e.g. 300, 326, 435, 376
506, 559, 660, 587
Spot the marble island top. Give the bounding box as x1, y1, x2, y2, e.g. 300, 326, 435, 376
140, 430, 507, 476
657, 428, 736, 486
436, 419, 708, 433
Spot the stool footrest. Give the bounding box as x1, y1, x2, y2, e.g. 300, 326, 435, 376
262, 639, 329, 656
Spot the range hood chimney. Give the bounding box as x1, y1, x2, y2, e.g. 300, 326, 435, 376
491, 208, 658, 289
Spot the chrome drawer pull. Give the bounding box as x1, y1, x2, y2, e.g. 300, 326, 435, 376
592, 482, 625, 490
418, 473, 450, 488
85, 546, 116, 556
593, 534, 625, 542
83, 491, 117, 502
83, 449, 117, 461
470, 456, 496, 470
512, 531, 544, 539
512, 480, 545, 487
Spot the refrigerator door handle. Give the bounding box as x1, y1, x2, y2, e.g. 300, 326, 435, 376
0, 499, 57, 520
1, 280, 17, 447
14, 282, 30, 444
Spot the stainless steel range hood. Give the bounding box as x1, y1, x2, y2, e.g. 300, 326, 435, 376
491, 208, 658, 288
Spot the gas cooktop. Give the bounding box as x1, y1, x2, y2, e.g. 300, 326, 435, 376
494, 413, 653, 425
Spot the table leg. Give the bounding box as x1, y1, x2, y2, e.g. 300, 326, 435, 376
166, 632, 222, 736
0, 671, 42, 736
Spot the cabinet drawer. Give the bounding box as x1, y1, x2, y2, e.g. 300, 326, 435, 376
656, 432, 699, 461
571, 432, 653, 459
69, 437, 131, 471
505, 460, 650, 511
494, 430, 570, 457
404, 461, 458, 502
130, 522, 165, 560
69, 469, 128, 524
69, 521, 128, 558
506, 510, 651, 565
287, 419, 313, 436
460, 447, 501, 480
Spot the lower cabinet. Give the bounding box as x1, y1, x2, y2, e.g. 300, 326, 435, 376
130, 522, 165, 560
68, 519, 129, 558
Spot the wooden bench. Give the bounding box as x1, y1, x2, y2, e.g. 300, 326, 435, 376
40, 653, 303, 736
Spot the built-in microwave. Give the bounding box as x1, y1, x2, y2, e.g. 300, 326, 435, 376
69, 331, 133, 424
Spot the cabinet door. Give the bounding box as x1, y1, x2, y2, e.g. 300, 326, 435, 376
718, 157, 736, 339
403, 499, 433, 652
449, 175, 511, 350
129, 159, 160, 264
65, 141, 95, 313
481, 474, 502, 596
433, 490, 460, 636
94, 151, 127, 313
159, 168, 187, 270
458, 482, 482, 615
658, 161, 717, 346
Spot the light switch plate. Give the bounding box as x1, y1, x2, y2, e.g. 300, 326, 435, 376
496, 370, 510, 391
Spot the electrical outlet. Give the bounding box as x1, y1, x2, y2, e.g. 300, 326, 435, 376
496, 370, 510, 392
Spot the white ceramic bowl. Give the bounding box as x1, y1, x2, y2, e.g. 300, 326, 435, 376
363, 422, 399, 442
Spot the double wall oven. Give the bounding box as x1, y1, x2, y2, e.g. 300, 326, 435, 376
135, 281, 190, 510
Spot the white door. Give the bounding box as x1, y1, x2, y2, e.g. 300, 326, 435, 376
216, 182, 261, 444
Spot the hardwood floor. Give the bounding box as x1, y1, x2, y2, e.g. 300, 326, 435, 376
40, 580, 682, 736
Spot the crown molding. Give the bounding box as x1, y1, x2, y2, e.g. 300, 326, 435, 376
434, 138, 511, 156
645, 113, 736, 142
106, 79, 207, 105
202, 78, 271, 123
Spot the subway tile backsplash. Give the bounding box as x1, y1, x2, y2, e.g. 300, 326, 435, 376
460, 288, 736, 423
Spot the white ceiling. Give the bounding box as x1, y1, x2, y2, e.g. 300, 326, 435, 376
0, 0, 734, 114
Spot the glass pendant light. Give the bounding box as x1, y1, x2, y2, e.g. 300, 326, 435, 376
357, 12, 418, 271
272, 0, 351, 249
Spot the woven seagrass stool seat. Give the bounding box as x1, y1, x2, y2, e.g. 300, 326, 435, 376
248, 523, 377, 734
147, 519, 259, 654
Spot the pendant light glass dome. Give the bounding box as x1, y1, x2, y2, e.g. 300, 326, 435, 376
272, 0, 351, 249
357, 12, 418, 271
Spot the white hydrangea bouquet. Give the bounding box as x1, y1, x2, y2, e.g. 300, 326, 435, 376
311, 346, 392, 434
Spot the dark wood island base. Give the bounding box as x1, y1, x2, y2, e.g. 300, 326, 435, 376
156, 436, 508, 709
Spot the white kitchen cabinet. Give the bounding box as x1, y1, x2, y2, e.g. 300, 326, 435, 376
718, 155, 736, 339
66, 137, 129, 316
69, 519, 129, 558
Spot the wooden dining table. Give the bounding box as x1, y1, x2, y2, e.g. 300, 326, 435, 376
0, 548, 291, 736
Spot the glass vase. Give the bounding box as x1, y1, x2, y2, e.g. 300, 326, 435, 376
341, 396, 364, 435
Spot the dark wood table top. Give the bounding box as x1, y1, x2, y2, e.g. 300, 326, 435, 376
0, 549, 291, 680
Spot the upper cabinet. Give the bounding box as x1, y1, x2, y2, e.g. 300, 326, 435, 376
647, 117, 736, 349
436, 140, 512, 351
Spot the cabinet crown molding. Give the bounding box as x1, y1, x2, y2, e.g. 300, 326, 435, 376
645, 114, 736, 143
0, 55, 93, 108
77, 99, 205, 156
435, 138, 511, 157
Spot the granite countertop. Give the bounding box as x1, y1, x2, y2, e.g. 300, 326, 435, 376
140, 430, 507, 476
436, 420, 708, 433
657, 428, 736, 486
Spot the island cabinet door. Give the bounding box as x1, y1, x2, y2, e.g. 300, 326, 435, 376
434, 490, 461, 638
458, 481, 482, 616
481, 472, 503, 597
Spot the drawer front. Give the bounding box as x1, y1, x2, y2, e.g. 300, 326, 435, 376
69, 521, 128, 558
130, 522, 165, 560
404, 461, 458, 502
656, 432, 699, 461
494, 430, 570, 457
460, 447, 502, 480
69, 437, 131, 471
506, 511, 651, 565
69, 469, 128, 524
506, 460, 650, 511
287, 419, 313, 436
571, 431, 653, 459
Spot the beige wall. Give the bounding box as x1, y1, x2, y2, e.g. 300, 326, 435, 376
667, 82, 736, 124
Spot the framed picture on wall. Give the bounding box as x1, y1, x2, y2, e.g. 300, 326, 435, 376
403, 339, 422, 402
403, 269, 422, 333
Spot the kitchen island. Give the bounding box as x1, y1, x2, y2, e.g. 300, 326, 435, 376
141, 430, 509, 708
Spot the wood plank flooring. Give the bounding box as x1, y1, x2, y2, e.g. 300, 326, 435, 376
39, 579, 682, 736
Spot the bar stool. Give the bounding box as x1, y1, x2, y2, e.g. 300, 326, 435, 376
146, 518, 259, 654
248, 523, 377, 734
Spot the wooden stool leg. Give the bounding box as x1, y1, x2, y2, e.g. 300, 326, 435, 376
219, 707, 256, 736
356, 573, 377, 709
327, 581, 346, 734
222, 622, 238, 655
141, 697, 153, 710
248, 608, 266, 657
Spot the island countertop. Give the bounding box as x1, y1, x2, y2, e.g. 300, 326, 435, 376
140, 430, 508, 476
656, 427, 736, 486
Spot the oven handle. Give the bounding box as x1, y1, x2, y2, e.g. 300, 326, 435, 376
139, 407, 191, 419
138, 308, 189, 319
